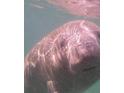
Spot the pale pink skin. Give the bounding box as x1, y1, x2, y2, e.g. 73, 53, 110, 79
48, 0, 100, 17
25, 20, 99, 72
25, 20, 100, 93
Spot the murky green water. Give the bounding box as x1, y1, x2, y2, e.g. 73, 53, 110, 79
24, 0, 100, 93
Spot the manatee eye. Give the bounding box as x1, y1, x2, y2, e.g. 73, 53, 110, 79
83, 66, 96, 72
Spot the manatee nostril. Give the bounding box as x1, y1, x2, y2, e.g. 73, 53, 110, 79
60, 40, 65, 48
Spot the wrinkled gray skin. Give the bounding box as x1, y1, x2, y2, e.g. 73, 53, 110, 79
24, 20, 100, 93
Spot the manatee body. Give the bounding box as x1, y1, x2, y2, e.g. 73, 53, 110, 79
25, 20, 100, 93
